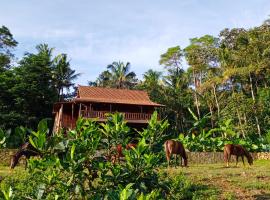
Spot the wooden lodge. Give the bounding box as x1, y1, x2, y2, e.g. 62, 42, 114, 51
53, 86, 164, 132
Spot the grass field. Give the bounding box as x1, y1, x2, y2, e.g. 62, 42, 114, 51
166, 160, 270, 200
0, 160, 269, 199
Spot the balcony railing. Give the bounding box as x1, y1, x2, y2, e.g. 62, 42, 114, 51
82, 111, 153, 122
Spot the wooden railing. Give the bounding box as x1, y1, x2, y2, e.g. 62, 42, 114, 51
83, 111, 153, 121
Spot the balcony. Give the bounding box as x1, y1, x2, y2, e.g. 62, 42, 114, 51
82, 111, 154, 123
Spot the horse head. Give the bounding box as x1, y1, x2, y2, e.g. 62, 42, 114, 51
10, 154, 19, 169
247, 154, 253, 165
183, 158, 188, 167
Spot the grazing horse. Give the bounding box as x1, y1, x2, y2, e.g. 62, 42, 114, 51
10, 142, 39, 169
164, 140, 188, 167
224, 144, 253, 167
111, 143, 137, 163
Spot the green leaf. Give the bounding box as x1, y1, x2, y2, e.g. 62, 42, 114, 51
71, 143, 76, 160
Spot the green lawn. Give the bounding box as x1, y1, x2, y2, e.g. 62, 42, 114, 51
166, 160, 270, 200
0, 161, 270, 200
0, 165, 26, 181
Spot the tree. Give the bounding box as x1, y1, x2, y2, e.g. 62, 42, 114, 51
137, 69, 163, 101
159, 46, 183, 74
88, 70, 112, 87
89, 61, 137, 89
162, 69, 193, 133
184, 35, 219, 119
0, 25, 18, 71
53, 54, 80, 101
107, 61, 137, 89
10, 44, 58, 128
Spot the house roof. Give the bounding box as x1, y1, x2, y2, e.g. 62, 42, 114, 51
74, 86, 164, 106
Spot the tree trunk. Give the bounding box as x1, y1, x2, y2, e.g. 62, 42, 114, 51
193, 71, 201, 118
209, 104, 214, 128
212, 84, 220, 118
236, 109, 245, 138
249, 72, 261, 136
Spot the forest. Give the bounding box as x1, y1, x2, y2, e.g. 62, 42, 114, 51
1, 19, 270, 148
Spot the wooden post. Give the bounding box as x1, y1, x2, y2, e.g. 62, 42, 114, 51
72, 103, 74, 120
60, 104, 63, 128
71, 103, 74, 129
89, 104, 92, 118
53, 112, 59, 135
78, 103, 82, 118
85, 104, 88, 117
56, 104, 63, 133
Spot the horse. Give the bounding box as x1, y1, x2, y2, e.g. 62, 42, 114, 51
10, 142, 39, 169
111, 143, 137, 163
224, 144, 253, 167
164, 140, 188, 167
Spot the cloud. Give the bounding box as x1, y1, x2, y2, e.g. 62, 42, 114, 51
1, 0, 270, 85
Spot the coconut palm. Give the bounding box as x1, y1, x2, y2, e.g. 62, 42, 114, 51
53, 54, 80, 100
107, 61, 137, 89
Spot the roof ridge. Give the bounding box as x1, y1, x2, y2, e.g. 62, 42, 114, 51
76, 85, 163, 106
78, 85, 148, 93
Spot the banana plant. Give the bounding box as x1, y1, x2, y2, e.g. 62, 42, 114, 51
188, 108, 210, 134
0, 129, 7, 148
29, 119, 48, 153
100, 112, 130, 155
137, 111, 169, 152
208, 119, 236, 139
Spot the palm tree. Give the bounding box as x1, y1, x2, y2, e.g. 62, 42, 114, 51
107, 61, 137, 89
53, 54, 80, 100
142, 69, 162, 87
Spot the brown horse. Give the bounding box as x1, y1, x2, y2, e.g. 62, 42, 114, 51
164, 140, 188, 167
111, 143, 137, 163
224, 144, 253, 167
10, 142, 39, 169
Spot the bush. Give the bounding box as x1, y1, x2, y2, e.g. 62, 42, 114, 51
1, 112, 200, 199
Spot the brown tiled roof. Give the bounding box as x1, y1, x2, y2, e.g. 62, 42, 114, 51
74, 86, 163, 106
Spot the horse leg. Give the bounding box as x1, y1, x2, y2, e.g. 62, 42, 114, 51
166, 152, 170, 168
180, 155, 183, 167
241, 156, 245, 166
227, 154, 231, 167
25, 156, 29, 170
174, 154, 177, 168
236, 156, 239, 167
224, 150, 228, 167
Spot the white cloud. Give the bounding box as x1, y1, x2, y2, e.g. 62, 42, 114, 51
1, 0, 270, 85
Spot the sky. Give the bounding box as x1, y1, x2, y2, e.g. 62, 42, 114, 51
1, 0, 270, 85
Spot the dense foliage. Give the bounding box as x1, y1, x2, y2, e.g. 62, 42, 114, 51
0, 113, 210, 200
2, 19, 270, 149
90, 19, 270, 140
0, 26, 79, 132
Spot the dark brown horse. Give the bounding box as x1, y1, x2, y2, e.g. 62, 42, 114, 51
111, 143, 137, 163
224, 144, 253, 167
10, 142, 39, 169
164, 140, 188, 167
